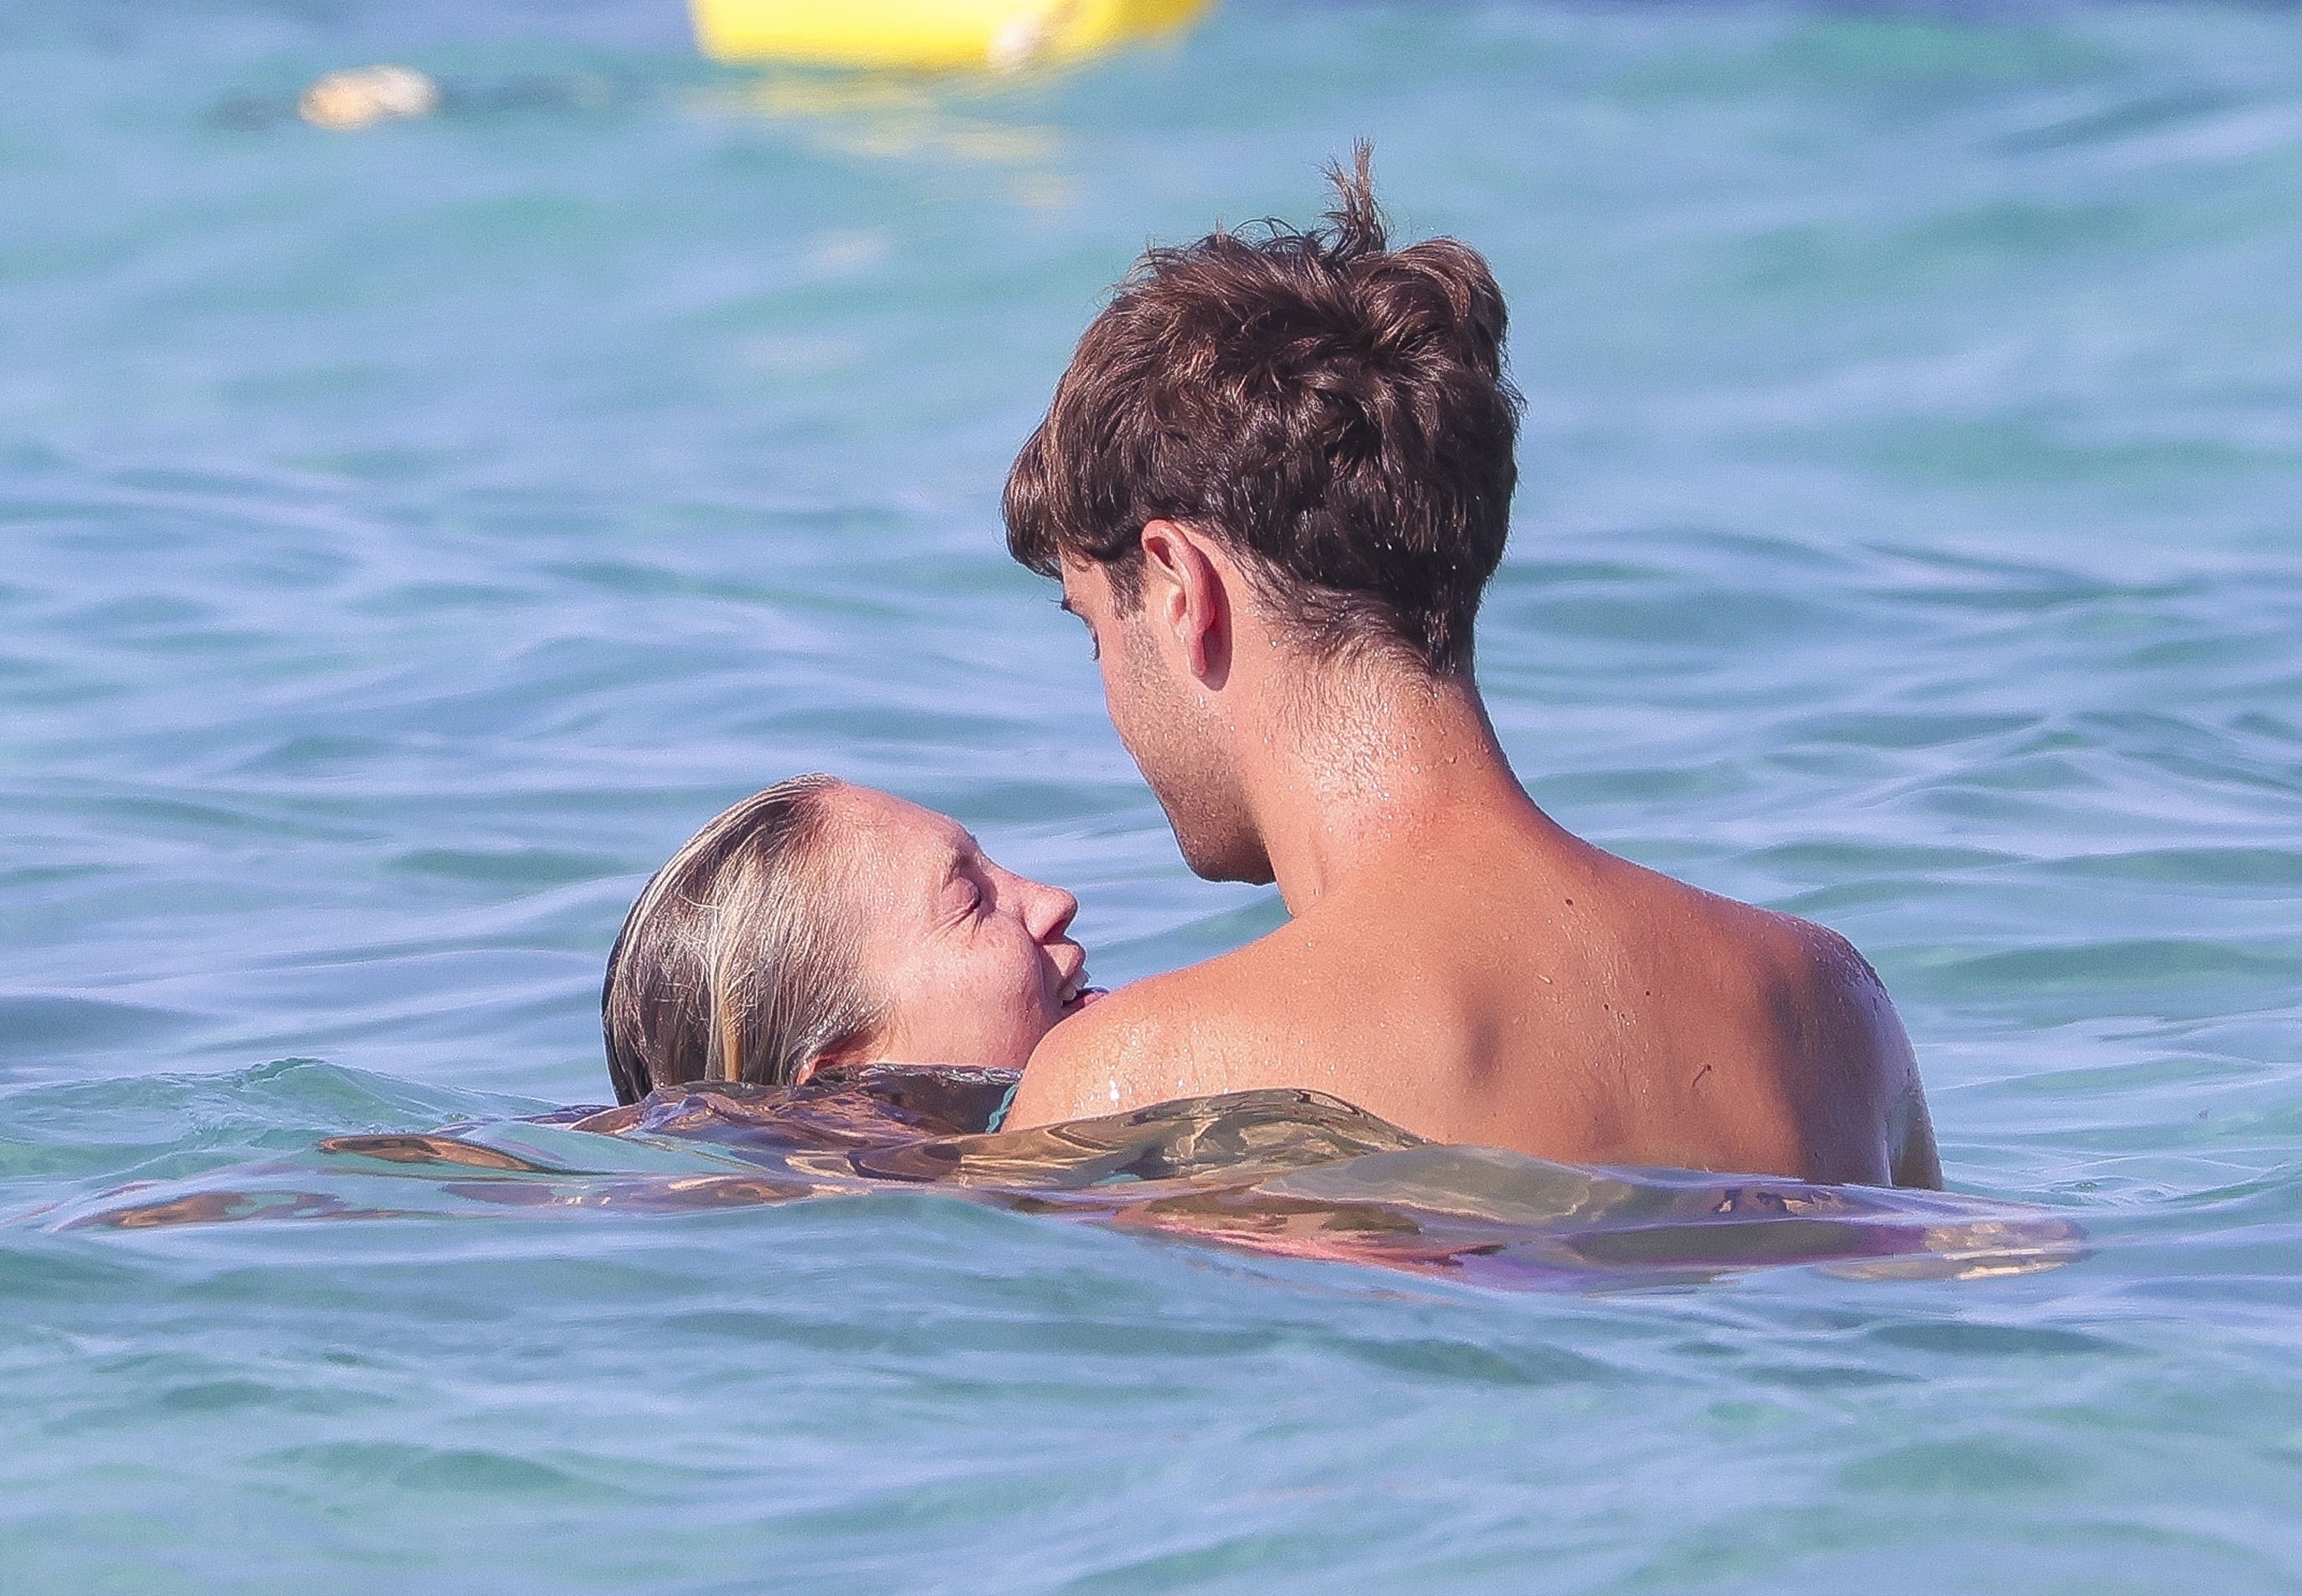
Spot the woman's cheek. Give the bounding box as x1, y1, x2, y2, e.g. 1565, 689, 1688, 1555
1015, 967, 1055, 1052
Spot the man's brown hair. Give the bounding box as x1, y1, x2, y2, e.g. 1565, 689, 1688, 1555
1005, 145, 1522, 675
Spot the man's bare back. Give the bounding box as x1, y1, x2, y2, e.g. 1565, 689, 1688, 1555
999, 151, 1940, 1187
1012, 793, 1939, 1185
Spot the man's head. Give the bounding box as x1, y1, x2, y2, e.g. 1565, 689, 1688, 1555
1005, 147, 1523, 878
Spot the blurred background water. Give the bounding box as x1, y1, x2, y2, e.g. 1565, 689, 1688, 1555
3, 0, 2299, 1590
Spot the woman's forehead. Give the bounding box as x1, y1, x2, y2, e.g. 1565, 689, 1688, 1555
829, 785, 973, 865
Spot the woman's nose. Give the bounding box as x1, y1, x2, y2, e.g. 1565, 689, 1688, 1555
1024, 878, 1078, 944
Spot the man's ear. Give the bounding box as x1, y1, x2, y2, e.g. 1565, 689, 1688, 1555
1138, 519, 1231, 688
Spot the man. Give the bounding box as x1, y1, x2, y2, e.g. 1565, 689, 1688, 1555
1000, 151, 1940, 1187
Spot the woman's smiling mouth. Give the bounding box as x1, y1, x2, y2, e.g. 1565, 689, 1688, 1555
1056, 962, 1105, 1016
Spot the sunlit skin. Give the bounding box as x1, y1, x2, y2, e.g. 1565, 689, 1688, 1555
799, 784, 1101, 1078
1007, 521, 1943, 1188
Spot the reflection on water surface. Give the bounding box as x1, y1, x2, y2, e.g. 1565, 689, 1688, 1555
54, 1066, 2084, 1291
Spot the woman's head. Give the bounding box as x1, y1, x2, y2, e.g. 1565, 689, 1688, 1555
602, 777, 1095, 1105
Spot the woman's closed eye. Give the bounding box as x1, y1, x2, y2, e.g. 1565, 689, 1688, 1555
947, 873, 987, 921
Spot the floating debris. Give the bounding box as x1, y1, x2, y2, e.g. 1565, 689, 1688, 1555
212, 70, 619, 133
298, 64, 442, 131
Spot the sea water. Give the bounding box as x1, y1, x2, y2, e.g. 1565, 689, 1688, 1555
3, 0, 2299, 1589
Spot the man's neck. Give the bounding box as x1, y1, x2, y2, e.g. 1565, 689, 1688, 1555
1233, 664, 1556, 915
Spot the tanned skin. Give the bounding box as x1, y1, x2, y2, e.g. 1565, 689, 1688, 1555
1010, 520, 1942, 1188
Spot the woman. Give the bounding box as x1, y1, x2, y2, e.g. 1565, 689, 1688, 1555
602, 775, 1103, 1105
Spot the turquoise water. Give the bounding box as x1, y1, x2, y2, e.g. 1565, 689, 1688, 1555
4, 0, 2300, 1588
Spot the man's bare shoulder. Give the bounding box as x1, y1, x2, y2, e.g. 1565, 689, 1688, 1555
1005, 947, 1277, 1128
1761, 907, 1906, 1049
1713, 896, 1940, 1184
1628, 862, 1886, 1008
1591, 859, 1937, 1183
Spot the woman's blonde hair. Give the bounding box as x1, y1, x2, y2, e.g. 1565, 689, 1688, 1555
601, 775, 881, 1105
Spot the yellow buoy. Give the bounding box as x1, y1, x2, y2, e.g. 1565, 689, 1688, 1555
689, 0, 1212, 71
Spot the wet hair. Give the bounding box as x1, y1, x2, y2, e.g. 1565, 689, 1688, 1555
1004, 143, 1523, 676
601, 775, 881, 1106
